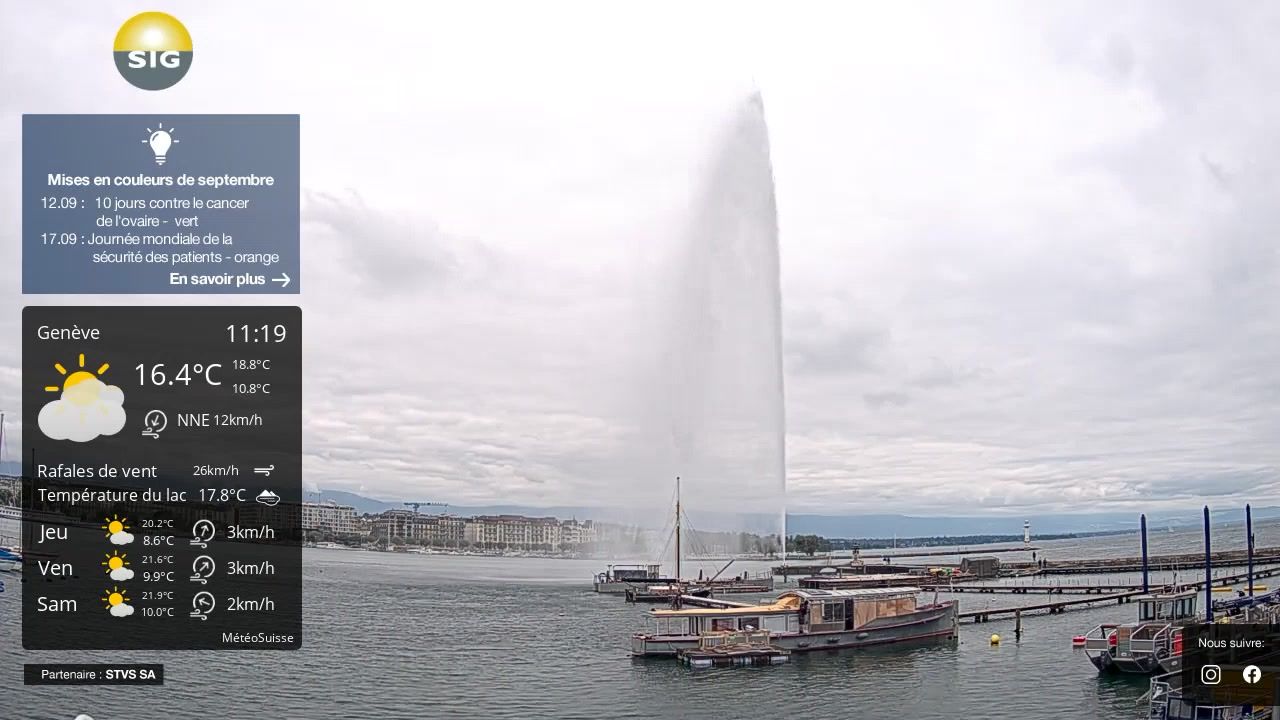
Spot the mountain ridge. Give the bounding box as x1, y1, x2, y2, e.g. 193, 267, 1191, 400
311, 489, 1275, 537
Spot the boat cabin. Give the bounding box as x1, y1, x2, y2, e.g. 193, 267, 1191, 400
646, 587, 922, 637
600, 564, 662, 583
1135, 589, 1199, 623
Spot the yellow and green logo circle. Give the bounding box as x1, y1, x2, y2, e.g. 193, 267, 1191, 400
113, 12, 192, 91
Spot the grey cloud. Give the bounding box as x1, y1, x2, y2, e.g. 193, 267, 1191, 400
304, 190, 466, 294
1, 1, 1278, 519
863, 392, 910, 409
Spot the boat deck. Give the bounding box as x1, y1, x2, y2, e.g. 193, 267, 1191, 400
676, 630, 791, 669
678, 646, 790, 668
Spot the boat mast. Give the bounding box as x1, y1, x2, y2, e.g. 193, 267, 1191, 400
675, 476, 682, 582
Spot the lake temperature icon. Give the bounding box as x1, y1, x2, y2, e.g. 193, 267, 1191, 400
38, 353, 126, 442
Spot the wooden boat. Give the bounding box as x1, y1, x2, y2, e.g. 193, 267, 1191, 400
593, 564, 676, 594
0, 546, 18, 573
630, 586, 958, 657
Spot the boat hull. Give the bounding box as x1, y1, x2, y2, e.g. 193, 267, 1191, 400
594, 582, 636, 594
1088, 651, 1164, 674
631, 604, 958, 657
1088, 650, 1184, 675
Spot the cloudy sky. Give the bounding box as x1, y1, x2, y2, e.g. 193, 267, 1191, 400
1, 1, 1277, 518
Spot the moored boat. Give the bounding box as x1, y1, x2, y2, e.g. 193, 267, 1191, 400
630, 586, 958, 658
0, 546, 20, 573
594, 564, 677, 594
1082, 587, 1201, 675
1082, 587, 1280, 675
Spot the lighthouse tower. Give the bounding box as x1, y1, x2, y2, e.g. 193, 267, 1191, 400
1023, 520, 1031, 545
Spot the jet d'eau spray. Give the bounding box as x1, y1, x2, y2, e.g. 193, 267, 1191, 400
616, 92, 787, 562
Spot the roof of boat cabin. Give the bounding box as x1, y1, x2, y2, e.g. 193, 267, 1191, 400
647, 587, 920, 617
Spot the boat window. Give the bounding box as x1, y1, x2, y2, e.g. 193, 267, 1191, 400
711, 618, 736, 632
821, 602, 845, 623
762, 615, 788, 633
738, 617, 761, 631
1140, 601, 1155, 621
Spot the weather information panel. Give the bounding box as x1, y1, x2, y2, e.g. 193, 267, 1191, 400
21, 306, 302, 650
22, 114, 300, 294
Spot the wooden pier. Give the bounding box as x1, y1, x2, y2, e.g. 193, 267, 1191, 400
1005, 546, 1280, 575
960, 591, 1142, 622
798, 573, 921, 590
936, 565, 1280, 597
773, 562, 916, 579
956, 566, 1280, 623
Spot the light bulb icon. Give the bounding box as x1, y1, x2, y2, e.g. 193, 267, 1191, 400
141, 122, 179, 165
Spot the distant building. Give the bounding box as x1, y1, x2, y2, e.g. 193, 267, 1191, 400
354, 515, 373, 537
559, 519, 596, 548
465, 515, 561, 549
361, 509, 606, 552
302, 501, 357, 535
369, 510, 465, 544
371, 509, 420, 540
419, 514, 465, 545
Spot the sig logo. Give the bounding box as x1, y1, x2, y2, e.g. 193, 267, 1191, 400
113, 12, 192, 91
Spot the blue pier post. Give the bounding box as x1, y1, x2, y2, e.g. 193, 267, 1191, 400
1140, 514, 1149, 594
1204, 505, 1213, 622
1247, 504, 1255, 597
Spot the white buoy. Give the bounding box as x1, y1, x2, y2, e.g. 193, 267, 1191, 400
75, 715, 95, 720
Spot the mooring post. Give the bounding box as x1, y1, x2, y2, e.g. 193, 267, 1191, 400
1204, 505, 1213, 622
1247, 504, 1255, 597
1140, 513, 1149, 594
1014, 609, 1022, 639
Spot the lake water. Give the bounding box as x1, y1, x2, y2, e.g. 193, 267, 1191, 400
3, 516, 1275, 720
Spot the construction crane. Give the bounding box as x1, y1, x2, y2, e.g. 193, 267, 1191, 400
404, 502, 448, 514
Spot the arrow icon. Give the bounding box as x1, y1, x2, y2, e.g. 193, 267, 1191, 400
272, 272, 291, 288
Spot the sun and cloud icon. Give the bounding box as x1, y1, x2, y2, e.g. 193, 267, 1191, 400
102, 515, 134, 546
38, 353, 126, 442
102, 551, 134, 582
103, 586, 133, 618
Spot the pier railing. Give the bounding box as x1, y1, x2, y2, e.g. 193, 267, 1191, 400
1082, 623, 1118, 653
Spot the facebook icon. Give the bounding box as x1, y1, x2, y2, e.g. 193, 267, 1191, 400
1243, 665, 1263, 685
